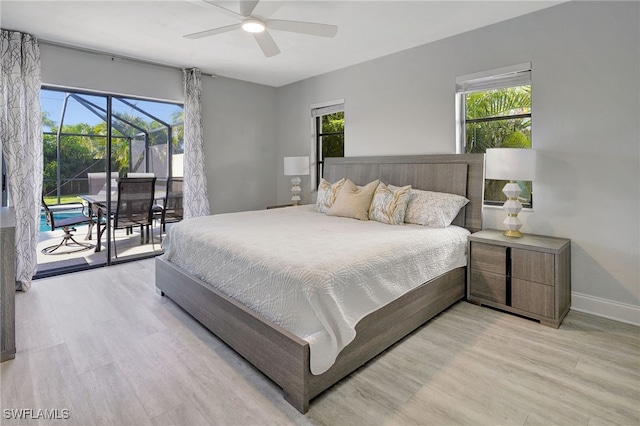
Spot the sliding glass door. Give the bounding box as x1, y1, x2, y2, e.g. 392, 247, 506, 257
37, 87, 183, 277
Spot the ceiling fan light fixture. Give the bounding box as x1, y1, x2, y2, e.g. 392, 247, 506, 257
242, 18, 266, 33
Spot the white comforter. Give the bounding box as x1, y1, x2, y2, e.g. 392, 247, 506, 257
161, 205, 469, 374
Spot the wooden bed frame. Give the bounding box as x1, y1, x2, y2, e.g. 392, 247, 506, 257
155, 154, 484, 413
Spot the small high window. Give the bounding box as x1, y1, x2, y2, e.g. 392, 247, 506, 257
311, 100, 344, 189
456, 63, 533, 207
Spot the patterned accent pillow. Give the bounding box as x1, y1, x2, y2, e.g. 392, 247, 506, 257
326, 179, 379, 221
368, 183, 411, 225
315, 178, 346, 213
389, 185, 469, 228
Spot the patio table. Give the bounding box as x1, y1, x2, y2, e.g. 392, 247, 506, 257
79, 191, 164, 253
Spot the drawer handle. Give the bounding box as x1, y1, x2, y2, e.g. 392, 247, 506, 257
506, 247, 512, 306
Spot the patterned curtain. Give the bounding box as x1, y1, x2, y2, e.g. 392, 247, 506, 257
182, 68, 210, 219
0, 30, 43, 291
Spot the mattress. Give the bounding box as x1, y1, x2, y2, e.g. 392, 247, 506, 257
161, 205, 469, 374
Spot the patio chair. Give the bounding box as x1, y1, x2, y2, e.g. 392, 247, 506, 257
127, 173, 162, 231
87, 172, 118, 195
41, 197, 95, 255
160, 177, 183, 236
112, 177, 156, 258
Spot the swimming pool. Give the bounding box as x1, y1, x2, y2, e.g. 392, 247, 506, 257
39, 210, 90, 232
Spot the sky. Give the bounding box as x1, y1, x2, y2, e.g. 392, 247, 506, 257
41, 89, 183, 132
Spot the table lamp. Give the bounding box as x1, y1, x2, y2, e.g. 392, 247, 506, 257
485, 148, 537, 237
284, 156, 309, 205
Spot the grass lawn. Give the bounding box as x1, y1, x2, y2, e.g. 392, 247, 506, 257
43, 195, 84, 206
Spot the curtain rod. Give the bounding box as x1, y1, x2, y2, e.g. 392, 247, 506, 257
38, 39, 218, 78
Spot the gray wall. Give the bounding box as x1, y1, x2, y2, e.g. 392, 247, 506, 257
40, 43, 278, 215
275, 1, 640, 323
40, 43, 184, 102
201, 76, 277, 214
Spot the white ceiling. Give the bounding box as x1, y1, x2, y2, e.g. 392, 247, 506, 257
1, 0, 563, 87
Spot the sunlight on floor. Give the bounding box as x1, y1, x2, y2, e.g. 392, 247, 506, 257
36, 223, 168, 274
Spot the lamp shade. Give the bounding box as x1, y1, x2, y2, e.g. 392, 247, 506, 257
284, 156, 310, 176
485, 148, 537, 181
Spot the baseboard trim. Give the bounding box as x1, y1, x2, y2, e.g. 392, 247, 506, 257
571, 292, 640, 326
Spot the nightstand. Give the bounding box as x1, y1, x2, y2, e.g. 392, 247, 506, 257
467, 229, 571, 328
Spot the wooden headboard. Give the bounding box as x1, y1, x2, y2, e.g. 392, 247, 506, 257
323, 154, 485, 233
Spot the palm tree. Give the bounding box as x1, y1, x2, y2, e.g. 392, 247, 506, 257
465, 86, 533, 204
465, 86, 531, 153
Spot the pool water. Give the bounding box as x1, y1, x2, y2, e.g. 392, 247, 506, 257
39, 210, 90, 232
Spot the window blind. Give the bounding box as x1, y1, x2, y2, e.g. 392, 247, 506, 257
456, 63, 531, 93
311, 102, 344, 118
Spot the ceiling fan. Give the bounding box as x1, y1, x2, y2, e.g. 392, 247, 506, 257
184, 0, 338, 57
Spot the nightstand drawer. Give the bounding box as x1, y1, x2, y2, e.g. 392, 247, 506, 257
470, 242, 507, 275
469, 269, 506, 304
512, 248, 555, 286
512, 279, 554, 317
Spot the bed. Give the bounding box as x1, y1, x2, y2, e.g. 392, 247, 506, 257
155, 154, 484, 413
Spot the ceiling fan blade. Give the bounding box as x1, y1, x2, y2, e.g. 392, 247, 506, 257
184, 23, 242, 39
266, 19, 338, 37
198, 0, 245, 20
253, 31, 280, 57
239, 0, 260, 17
251, 0, 285, 19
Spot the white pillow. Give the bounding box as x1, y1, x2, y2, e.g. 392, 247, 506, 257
315, 178, 345, 213
368, 182, 411, 225
389, 185, 469, 228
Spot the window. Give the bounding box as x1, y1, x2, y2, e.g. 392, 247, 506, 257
456, 63, 533, 207
312, 101, 344, 188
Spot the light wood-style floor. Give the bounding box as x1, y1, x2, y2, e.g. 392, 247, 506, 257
2, 259, 639, 425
